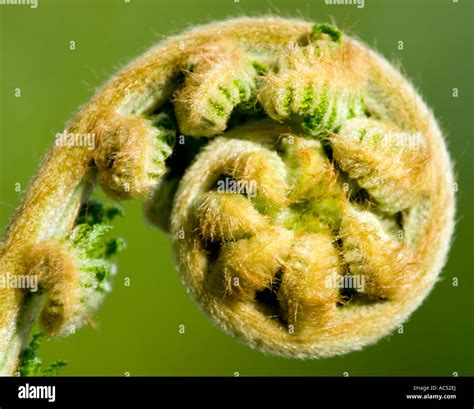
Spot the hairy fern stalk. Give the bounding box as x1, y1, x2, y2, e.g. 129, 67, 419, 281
0, 18, 455, 373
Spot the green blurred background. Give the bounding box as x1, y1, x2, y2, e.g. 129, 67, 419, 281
0, 0, 472, 376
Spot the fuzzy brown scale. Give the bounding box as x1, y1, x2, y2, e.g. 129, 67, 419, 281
0, 17, 455, 371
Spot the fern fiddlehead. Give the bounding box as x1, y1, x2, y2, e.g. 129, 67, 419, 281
0, 18, 455, 373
